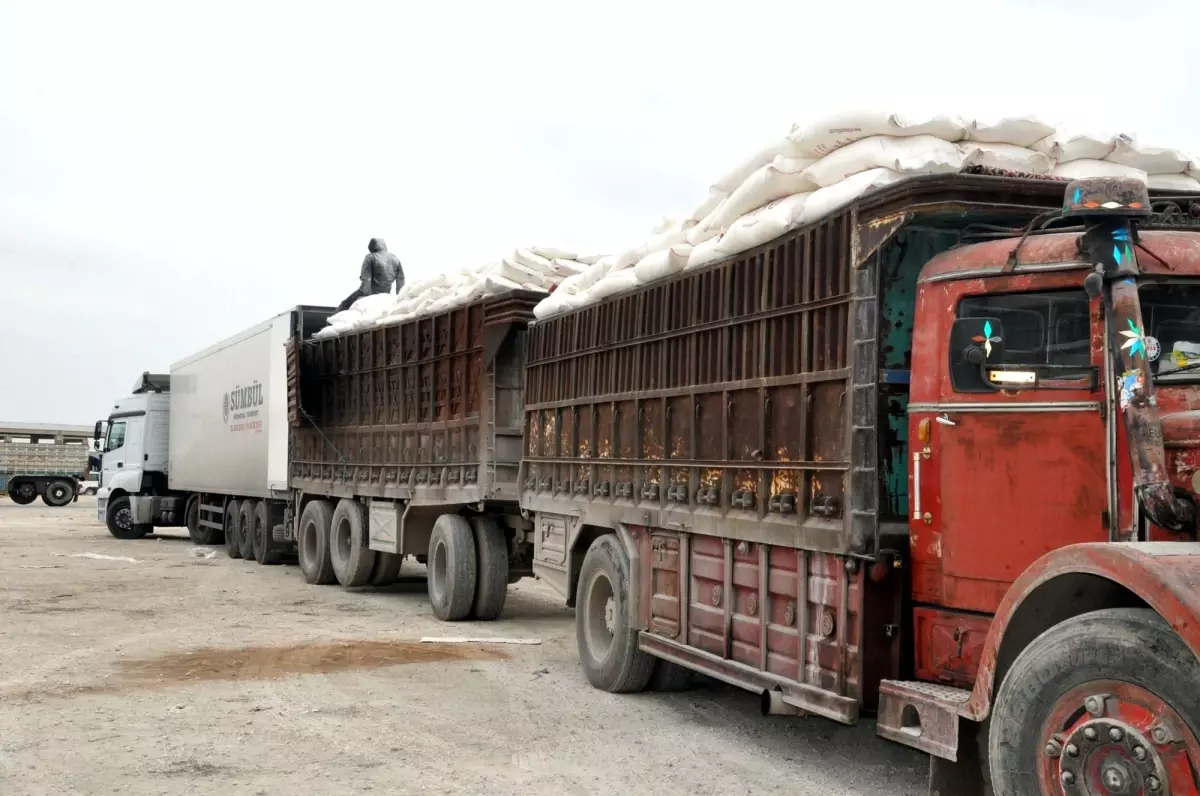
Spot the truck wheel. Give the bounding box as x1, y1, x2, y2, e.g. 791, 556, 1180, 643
42, 480, 74, 507
186, 499, 224, 546
105, 496, 147, 540
9, 481, 38, 505
85, 487, 97, 496
427, 514, 477, 621
224, 499, 243, 559
370, 552, 402, 586
575, 535, 654, 693
297, 500, 336, 584
238, 500, 256, 560
329, 499, 375, 587
469, 515, 509, 621
648, 658, 695, 692
252, 502, 283, 565
989, 607, 1200, 796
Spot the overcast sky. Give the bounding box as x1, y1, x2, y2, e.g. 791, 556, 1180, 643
2, 0, 1198, 424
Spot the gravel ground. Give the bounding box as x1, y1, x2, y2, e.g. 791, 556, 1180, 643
0, 498, 927, 795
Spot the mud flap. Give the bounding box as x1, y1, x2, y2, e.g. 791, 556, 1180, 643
928, 723, 989, 796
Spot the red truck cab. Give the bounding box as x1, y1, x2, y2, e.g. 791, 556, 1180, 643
883, 185, 1200, 794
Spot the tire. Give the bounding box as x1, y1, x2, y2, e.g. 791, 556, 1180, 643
253, 502, 283, 565
297, 500, 336, 585
84, 487, 97, 496
329, 499, 375, 587
427, 514, 477, 621
469, 515, 509, 621
105, 496, 146, 540
370, 552, 403, 587
988, 607, 1200, 796
238, 500, 256, 560
42, 480, 74, 507
575, 535, 654, 693
648, 658, 695, 692
224, 499, 243, 559
9, 482, 38, 505
187, 499, 224, 546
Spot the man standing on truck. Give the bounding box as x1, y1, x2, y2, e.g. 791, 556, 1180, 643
336, 238, 404, 311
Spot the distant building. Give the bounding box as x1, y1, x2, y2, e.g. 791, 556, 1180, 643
0, 422, 95, 446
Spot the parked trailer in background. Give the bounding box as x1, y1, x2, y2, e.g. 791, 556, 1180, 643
0, 441, 89, 506
521, 174, 1200, 794
287, 290, 542, 617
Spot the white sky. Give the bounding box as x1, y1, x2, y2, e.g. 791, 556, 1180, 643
2, 0, 1198, 423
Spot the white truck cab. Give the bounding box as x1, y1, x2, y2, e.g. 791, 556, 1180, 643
96, 373, 174, 538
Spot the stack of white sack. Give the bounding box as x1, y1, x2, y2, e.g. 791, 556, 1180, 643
311, 248, 607, 339
533, 110, 1200, 320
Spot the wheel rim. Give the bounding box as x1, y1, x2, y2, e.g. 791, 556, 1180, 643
584, 570, 616, 663
1040, 679, 1200, 795
430, 538, 447, 603
48, 485, 68, 503
115, 506, 132, 531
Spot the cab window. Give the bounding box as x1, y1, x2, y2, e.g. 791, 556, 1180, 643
951, 289, 1091, 392
105, 421, 127, 452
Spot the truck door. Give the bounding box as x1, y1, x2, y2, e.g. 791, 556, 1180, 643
910, 280, 1108, 615
101, 419, 129, 487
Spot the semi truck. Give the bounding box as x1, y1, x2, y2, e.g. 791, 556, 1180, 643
99, 173, 1200, 794
1, 440, 89, 506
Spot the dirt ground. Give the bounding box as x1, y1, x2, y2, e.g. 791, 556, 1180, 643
0, 498, 927, 795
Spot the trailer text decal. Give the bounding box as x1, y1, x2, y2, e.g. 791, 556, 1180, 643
223, 381, 264, 430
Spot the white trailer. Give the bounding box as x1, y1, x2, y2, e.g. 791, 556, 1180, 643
96, 307, 333, 557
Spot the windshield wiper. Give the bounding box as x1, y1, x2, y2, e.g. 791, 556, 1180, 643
1157, 360, 1200, 377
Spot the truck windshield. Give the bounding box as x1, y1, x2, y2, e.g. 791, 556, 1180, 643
1142, 281, 1200, 380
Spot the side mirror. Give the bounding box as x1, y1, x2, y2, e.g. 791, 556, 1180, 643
93, 421, 102, 447
950, 317, 1008, 392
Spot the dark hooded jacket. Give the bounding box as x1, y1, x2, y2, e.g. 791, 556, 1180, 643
360, 238, 404, 295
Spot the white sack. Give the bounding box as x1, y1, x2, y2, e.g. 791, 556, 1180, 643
687, 198, 728, 244
577, 253, 607, 265
1033, 131, 1115, 163
803, 135, 963, 188
1148, 173, 1200, 191
348, 293, 397, 321
510, 248, 557, 276
550, 258, 584, 278
718, 192, 812, 257
588, 268, 641, 301
327, 309, 363, 328
802, 168, 905, 222
1107, 135, 1192, 175
531, 247, 577, 261
685, 237, 726, 271
312, 326, 339, 339
688, 189, 727, 223
1049, 160, 1148, 182
633, 244, 692, 283
533, 294, 567, 320
959, 142, 1053, 174
707, 159, 819, 231
711, 135, 795, 193
967, 116, 1056, 147
789, 111, 966, 158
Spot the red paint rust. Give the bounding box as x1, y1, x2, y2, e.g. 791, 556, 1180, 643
963, 544, 1200, 722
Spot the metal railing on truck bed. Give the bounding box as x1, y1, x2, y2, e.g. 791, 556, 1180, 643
0, 441, 89, 477
287, 290, 543, 507
520, 173, 1095, 558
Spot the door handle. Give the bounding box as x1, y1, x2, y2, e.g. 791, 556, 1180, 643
117, 462, 124, 468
